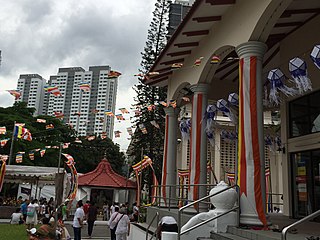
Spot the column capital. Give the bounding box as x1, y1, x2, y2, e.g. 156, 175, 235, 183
236, 41, 267, 60
164, 106, 180, 116
190, 83, 209, 94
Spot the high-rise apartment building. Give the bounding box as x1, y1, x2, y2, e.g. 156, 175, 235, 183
47, 66, 118, 138
16, 74, 46, 116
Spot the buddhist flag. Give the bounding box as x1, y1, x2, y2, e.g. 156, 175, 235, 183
170, 100, 177, 108
47, 86, 62, 97
40, 149, 46, 157
116, 114, 125, 121
107, 71, 122, 78
13, 125, 31, 140
74, 138, 82, 143
150, 120, 160, 129
148, 72, 160, 76
62, 153, 75, 166
16, 153, 23, 163
37, 119, 46, 123
159, 101, 168, 107
79, 82, 90, 92
29, 151, 35, 161
0, 127, 6, 135
119, 108, 129, 114
63, 143, 70, 149
171, 63, 183, 69
104, 110, 114, 117
0, 139, 10, 147
210, 55, 221, 64
73, 112, 81, 116
114, 131, 121, 138
45, 124, 54, 129
98, 117, 104, 123
87, 136, 95, 141
22, 130, 32, 141
7, 90, 21, 100
54, 112, 64, 119
127, 127, 133, 136
147, 105, 155, 111
193, 57, 203, 67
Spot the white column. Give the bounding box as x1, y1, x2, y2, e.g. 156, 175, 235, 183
114, 189, 119, 203
161, 107, 179, 206
189, 83, 208, 210
235, 41, 268, 226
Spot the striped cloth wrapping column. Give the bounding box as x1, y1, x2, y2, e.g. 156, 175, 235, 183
189, 92, 204, 204
238, 56, 267, 226
161, 114, 169, 206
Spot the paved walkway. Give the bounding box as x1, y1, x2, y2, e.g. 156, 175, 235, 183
64, 221, 111, 239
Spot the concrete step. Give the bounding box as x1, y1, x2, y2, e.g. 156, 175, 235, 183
209, 232, 251, 240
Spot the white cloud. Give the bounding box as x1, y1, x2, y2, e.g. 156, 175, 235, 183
0, 0, 156, 150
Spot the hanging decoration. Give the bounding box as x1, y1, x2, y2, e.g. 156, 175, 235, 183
63, 143, 70, 149
36, 119, 46, 124
107, 70, 122, 78
119, 108, 129, 114
79, 82, 91, 92
62, 153, 78, 205
159, 101, 168, 107
29, 151, 35, 161
220, 130, 237, 142
46, 86, 62, 97
40, 149, 46, 157
101, 132, 107, 139
169, 100, 177, 108
74, 138, 82, 143
0, 127, 6, 135
265, 135, 274, 152
115, 114, 125, 121
87, 136, 96, 141
204, 105, 217, 146
210, 56, 221, 64
132, 156, 159, 206
289, 57, 312, 94
310, 45, 320, 69
179, 118, 191, 141
228, 93, 239, 107
45, 124, 54, 130
0, 155, 8, 192
54, 112, 64, 119
217, 99, 237, 124
193, 57, 203, 67
7, 90, 21, 100
150, 120, 160, 129
267, 68, 297, 105
171, 63, 183, 69
104, 110, 114, 117
0, 139, 9, 147
148, 72, 160, 76
147, 105, 155, 111
16, 153, 23, 163
13, 124, 32, 141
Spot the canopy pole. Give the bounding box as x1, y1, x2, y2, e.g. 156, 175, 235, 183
8, 121, 16, 165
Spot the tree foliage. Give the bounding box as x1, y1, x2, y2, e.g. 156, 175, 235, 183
0, 102, 125, 174
130, 0, 170, 194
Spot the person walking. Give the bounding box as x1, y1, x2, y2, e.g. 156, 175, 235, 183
62, 200, 69, 222
20, 199, 29, 222
132, 202, 139, 222
73, 200, 85, 240
114, 207, 130, 240
26, 199, 39, 230
87, 201, 98, 239
108, 206, 119, 240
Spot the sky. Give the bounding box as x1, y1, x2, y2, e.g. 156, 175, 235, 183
0, 0, 156, 152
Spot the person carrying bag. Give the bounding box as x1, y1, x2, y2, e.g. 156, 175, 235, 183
108, 206, 119, 240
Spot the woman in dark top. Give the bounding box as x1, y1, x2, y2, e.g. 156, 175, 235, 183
87, 201, 98, 238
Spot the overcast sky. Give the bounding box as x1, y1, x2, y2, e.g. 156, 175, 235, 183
0, 0, 156, 151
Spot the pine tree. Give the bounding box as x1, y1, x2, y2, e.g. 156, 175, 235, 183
130, 0, 170, 203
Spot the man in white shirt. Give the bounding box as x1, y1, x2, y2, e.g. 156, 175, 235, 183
10, 208, 23, 224
114, 208, 130, 240
26, 199, 39, 230
157, 216, 178, 240
73, 200, 85, 240
108, 206, 119, 240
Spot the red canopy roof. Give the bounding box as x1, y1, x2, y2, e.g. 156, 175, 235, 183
78, 158, 136, 189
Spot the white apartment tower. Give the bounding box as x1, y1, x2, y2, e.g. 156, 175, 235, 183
16, 74, 46, 116
47, 66, 118, 138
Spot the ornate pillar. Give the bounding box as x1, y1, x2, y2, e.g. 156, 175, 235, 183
235, 41, 268, 226
161, 106, 179, 206
189, 83, 208, 209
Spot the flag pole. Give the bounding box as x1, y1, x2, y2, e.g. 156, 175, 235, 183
8, 121, 16, 165
57, 143, 62, 173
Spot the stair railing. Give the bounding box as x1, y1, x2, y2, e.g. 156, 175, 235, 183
146, 211, 159, 240
281, 209, 320, 240
177, 185, 240, 240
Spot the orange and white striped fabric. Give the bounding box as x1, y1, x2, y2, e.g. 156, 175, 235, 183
238, 56, 267, 226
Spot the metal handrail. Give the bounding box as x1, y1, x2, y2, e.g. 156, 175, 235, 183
177, 185, 240, 240
146, 211, 159, 240
281, 209, 320, 240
